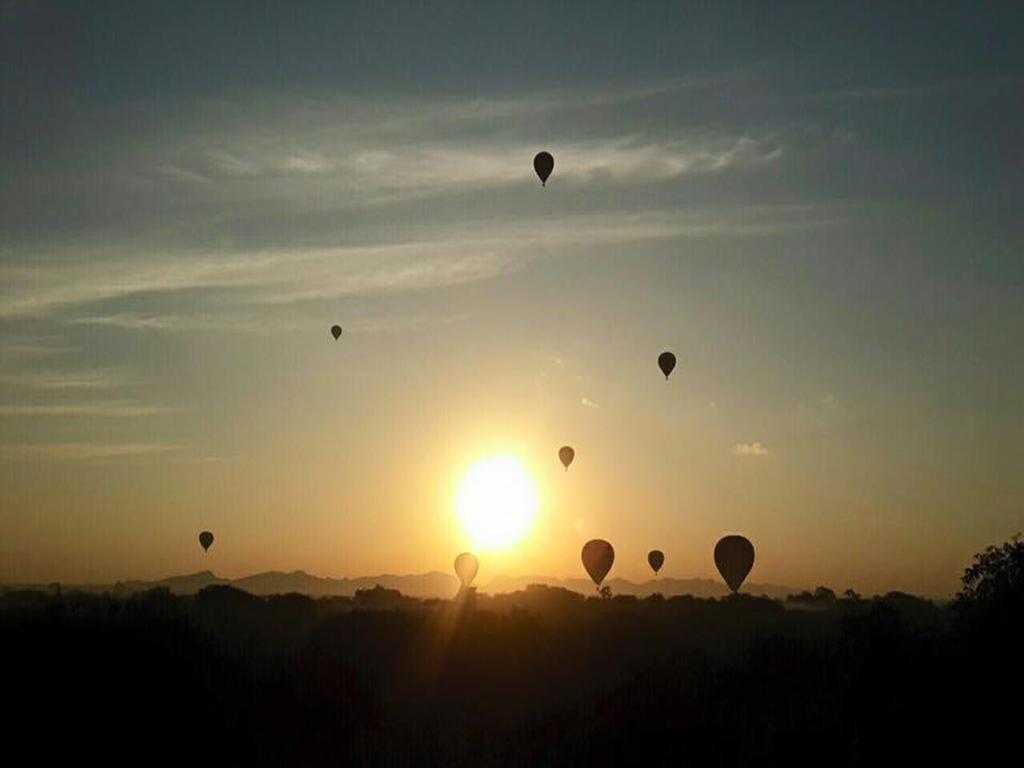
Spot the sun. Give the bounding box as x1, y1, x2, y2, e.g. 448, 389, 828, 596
455, 455, 539, 552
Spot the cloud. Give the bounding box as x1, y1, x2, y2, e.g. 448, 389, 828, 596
2, 82, 807, 252
0, 80, 848, 328
0, 442, 178, 460
196, 135, 778, 192
74, 308, 464, 336
733, 441, 769, 457
551, 136, 781, 184
0, 368, 133, 391
154, 165, 211, 184
0, 249, 299, 318
581, 397, 599, 409
0, 337, 68, 360
135, 132, 782, 207
1, 205, 836, 319
1, 242, 502, 318
0, 402, 172, 417
254, 246, 520, 305
72, 312, 288, 333
168, 454, 236, 465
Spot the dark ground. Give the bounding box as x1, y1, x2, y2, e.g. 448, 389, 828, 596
4, 538, 1022, 766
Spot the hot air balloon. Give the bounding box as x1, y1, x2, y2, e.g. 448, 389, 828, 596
558, 445, 575, 471
648, 550, 665, 574
582, 539, 614, 586
199, 531, 214, 552
658, 351, 676, 380
454, 552, 479, 589
534, 151, 554, 186
714, 535, 755, 593
330, 324, 342, 340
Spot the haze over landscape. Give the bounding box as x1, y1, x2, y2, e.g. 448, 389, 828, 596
2, 2, 1022, 599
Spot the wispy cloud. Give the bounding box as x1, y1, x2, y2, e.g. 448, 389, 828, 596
0, 337, 69, 360
2, 205, 836, 320
154, 165, 211, 184
0, 402, 173, 417
168, 454, 237, 465
254, 245, 520, 305
144, 134, 782, 202
581, 397, 599, 409
0, 249, 297, 318
780, 79, 984, 106
75, 309, 465, 336
0, 442, 178, 460
0, 368, 133, 391
0, 80, 847, 331
733, 441, 769, 457
71, 312, 291, 333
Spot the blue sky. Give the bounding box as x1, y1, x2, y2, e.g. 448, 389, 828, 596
1, 2, 1022, 594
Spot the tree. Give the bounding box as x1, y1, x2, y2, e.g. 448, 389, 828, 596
955, 534, 1024, 608
813, 586, 836, 602
953, 534, 1024, 643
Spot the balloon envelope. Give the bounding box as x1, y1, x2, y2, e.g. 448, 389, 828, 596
648, 550, 665, 574
658, 351, 676, 379
534, 151, 554, 186
330, 324, 342, 340
714, 535, 755, 593
199, 531, 214, 552
454, 552, 479, 588
558, 445, 575, 470
582, 539, 614, 586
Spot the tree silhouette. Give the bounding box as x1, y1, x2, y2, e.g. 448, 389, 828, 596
813, 586, 836, 602
953, 534, 1024, 642
3, 537, 1022, 764
955, 534, 1024, 607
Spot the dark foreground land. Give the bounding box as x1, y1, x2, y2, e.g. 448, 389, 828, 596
4, 540, 1022, 767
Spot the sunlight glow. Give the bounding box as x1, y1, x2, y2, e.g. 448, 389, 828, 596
455, 456, 539, 552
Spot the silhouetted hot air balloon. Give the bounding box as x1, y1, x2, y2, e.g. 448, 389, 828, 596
558, 445, 575, 471
534, 151, 554, 186
454, 552, 479, 589
199, 531, 214, 552
714, 535, 755, 593
582, 539, 614, 586
648, 550, 665, 574
658, 351, 676, 380
330, 324, 342, 340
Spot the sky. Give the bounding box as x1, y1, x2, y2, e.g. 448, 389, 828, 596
2, 1, 1022, 596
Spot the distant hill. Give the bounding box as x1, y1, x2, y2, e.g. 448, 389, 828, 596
115, 570, 230, 595
484, 574, 798, 600
230, 570, 459, 598
105, 570, 461, 598
37, 570, 801, 600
